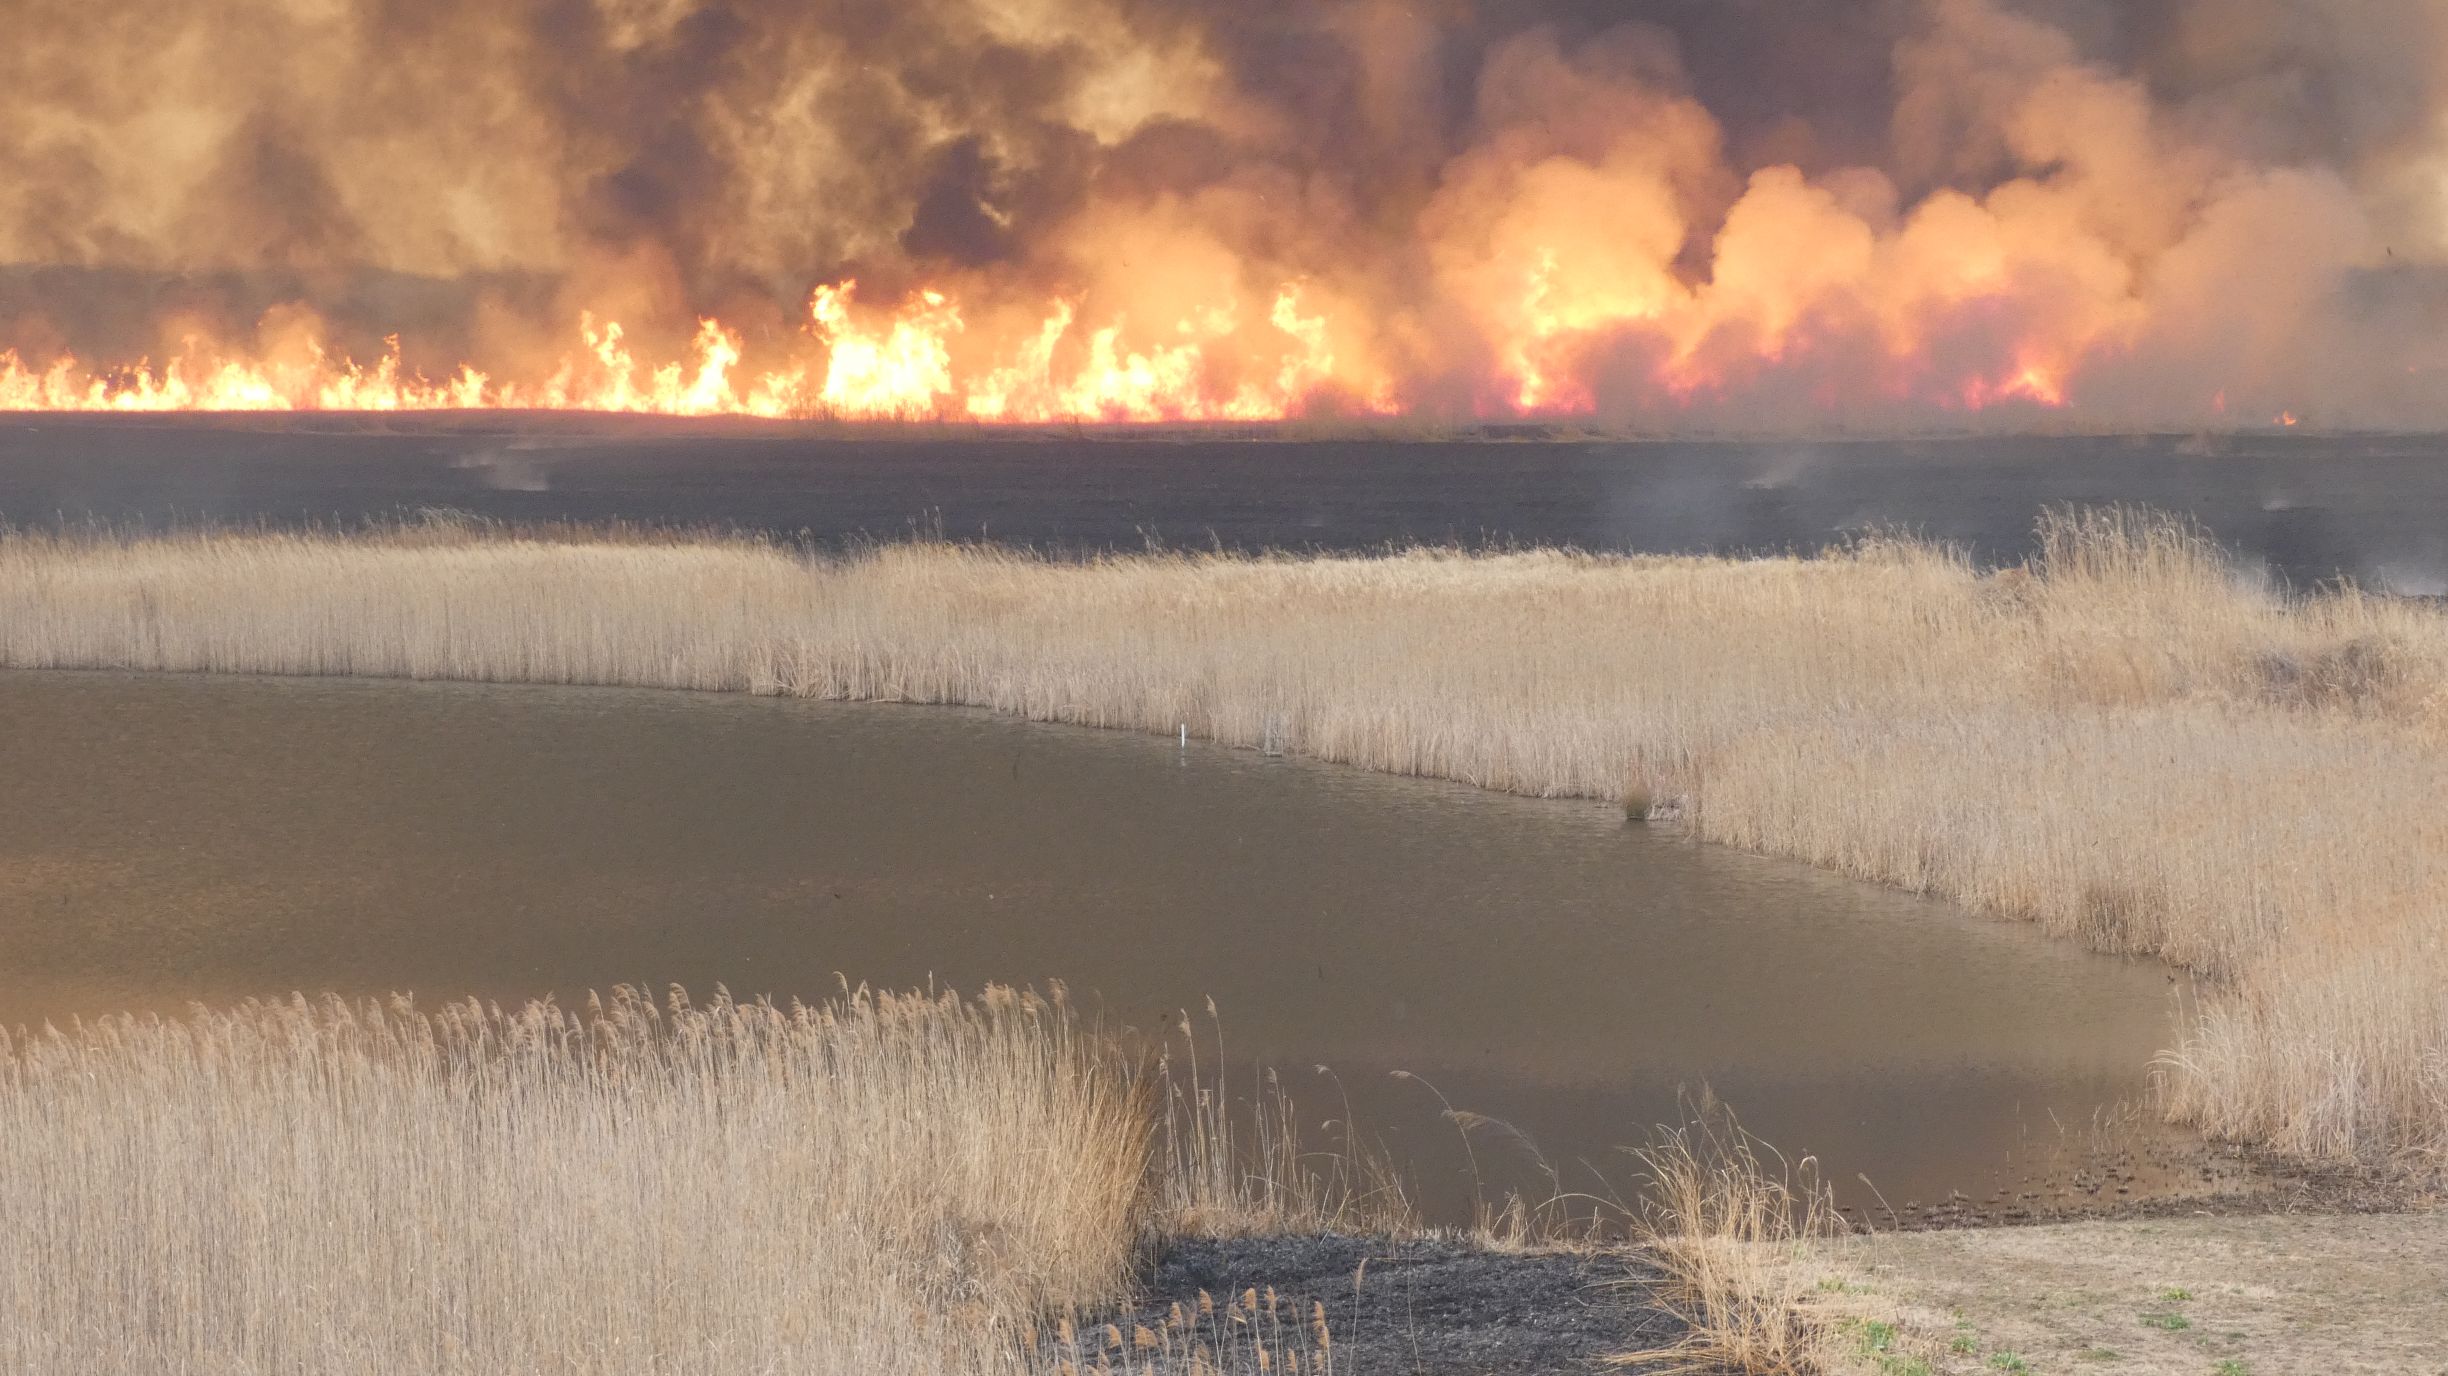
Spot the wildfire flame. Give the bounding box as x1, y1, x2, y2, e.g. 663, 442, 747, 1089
0, 265, 2124, 424
0, 281, 1400, 424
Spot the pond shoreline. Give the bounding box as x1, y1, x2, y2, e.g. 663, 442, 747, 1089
0, 664, 2188, 1221
5, 517, 2441, 1178
1860, 1143, 2433, 1232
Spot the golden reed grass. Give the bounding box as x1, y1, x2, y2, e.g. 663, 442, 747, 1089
0, 985, 1395, 1373
0, 987, 1149, 1374
2, 509, 2443, 1172
1616, 1099, 1841, 1376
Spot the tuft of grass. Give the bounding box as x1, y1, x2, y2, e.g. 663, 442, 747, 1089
1848, 1317, 1935, 1376
1033, 1286, 1341, 1375
1613, 1100, 1839, 1375
1988, 1354, 2032, 1374
2141, 1312, 2194, 1332
1154, 1003, 1414, 1237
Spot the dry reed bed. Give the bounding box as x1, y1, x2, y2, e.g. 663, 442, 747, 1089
0, 985, 1411, 1374
2, 512, 2443, 1169
0, 988, 1151, 1374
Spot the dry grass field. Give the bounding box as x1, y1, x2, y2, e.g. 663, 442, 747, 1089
2, 510, 2442, 1175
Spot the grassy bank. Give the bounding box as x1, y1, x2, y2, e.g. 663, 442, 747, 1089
2, 512, 2443, 1171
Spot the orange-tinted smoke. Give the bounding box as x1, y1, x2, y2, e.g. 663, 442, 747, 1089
1, 0, 2443, 427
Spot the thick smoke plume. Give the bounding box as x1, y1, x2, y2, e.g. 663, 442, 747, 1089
2, 0, 2443, 427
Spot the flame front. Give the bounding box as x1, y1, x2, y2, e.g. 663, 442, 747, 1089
0, 244, 2347, 426
0, 280, 1397, 424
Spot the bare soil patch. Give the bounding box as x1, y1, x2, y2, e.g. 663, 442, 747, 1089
1812, 1210, 2448, 1375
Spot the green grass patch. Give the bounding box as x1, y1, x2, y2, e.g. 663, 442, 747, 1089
1840, 1317, 1930, 1376
2140, 1311, 2193, 1332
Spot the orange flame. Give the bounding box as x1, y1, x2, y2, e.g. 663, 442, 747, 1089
1959, 359, 2069, 411
1, 280, 1394, 423
0, 217, 2260, 428
802, 283, 959, 419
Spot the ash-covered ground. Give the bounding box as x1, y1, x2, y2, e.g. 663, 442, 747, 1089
1079, 1234, 1702, 1375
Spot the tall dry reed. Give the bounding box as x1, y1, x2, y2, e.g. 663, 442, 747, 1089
0, 982, 1424, 1374
0, 985, 1154, 1374
3, 510, 2442, 1170
1153, 1004, 1414, 1239
1616, 1101, 1841, 1376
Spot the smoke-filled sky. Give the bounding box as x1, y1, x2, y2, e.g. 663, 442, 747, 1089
2, 0, 2444, 427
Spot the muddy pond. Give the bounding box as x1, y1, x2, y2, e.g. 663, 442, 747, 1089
0, 669, 2203, 1221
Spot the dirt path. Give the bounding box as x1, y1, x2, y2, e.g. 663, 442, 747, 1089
1811, 1210, 2448, 1375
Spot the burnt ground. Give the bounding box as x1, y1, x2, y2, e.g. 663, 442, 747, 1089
1087, 1234, 1705, 1374
1057, 1168, 2440, 1374
1864, 1141, 2440, 1232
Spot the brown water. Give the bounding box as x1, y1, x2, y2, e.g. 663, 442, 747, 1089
0, 669, 2202, 1218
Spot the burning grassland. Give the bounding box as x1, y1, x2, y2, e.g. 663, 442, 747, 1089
3, 0, 2446, 428
2, 509, 2443, 1174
